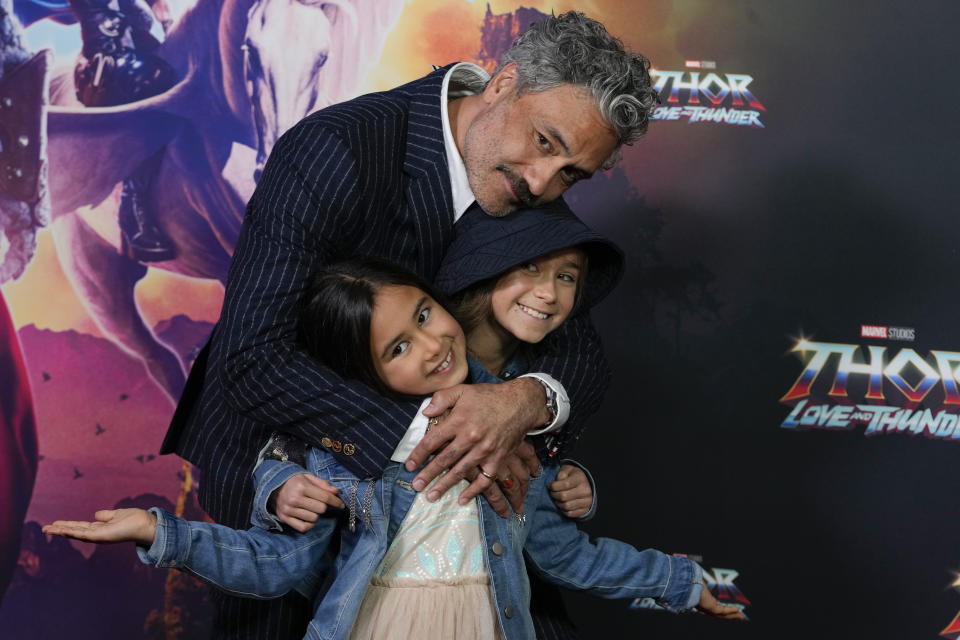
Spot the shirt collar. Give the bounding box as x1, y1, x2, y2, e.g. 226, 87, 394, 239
467, 353, 527, 384
440, 62, 490, 222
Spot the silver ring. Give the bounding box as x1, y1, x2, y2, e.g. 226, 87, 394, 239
478, 467, 497, 481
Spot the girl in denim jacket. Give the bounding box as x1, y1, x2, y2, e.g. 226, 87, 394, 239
45, 207, 743, 639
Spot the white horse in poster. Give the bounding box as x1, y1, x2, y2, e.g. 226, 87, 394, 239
37, 0, 406, 402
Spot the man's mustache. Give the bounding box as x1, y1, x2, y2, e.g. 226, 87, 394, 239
496, 165, 538, 208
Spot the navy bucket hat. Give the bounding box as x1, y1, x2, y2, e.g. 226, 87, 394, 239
434, 199, 624, 310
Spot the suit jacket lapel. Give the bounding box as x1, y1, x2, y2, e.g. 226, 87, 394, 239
403, 66, 457, 279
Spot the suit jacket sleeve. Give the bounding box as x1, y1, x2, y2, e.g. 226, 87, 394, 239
216, 123, 418, 477
529, 310, 611, 455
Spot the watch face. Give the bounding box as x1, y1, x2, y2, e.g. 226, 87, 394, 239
541, 382, 555, 401
545, 389, 558, 414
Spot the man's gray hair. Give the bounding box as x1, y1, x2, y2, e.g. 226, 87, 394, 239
494, 11, 658, 169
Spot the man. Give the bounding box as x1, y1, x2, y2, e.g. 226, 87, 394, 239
162, 11, 657, 639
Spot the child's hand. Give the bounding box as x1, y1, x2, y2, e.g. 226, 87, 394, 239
269, 473, 345, 533
43, 508, 158, 547
548, 464, 593, 519
697, 585, 746, 620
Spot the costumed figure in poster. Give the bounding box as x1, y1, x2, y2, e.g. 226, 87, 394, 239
0, 292, 38, 605
68, 0, 176, 261
0, 0, 47, 603
36, 0, 404, 404
0, 0, 52, 282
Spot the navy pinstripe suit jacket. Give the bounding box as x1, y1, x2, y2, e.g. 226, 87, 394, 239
161, 65, 611, 528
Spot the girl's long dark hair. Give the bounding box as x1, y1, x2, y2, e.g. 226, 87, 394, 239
298, 258, 444, 398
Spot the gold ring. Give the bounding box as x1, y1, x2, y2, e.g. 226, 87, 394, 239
427, 416, 439, 431
478, 467, 497, 481
500, 476, 515, 490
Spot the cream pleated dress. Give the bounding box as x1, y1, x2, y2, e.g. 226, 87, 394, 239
348, 477, 504, 639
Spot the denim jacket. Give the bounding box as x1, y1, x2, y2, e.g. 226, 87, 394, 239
138, 357, 704, 638
141, 453, 701, 640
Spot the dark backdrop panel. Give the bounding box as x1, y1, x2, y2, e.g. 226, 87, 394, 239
562, 1, 960, 637
3, 1, 959, 638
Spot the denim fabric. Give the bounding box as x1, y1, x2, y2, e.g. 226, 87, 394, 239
140, 357, 700, 639
252, 453, 598, 530
139, 449, 701, 640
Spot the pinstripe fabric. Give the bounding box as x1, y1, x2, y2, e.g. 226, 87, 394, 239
161, 65, 610, 640
208, 587, 311, 640
164, 67, 459, 525
530, 578, 582, 640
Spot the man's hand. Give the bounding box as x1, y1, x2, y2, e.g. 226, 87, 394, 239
548, 464, 593, 519
495, 441, 537, 513
433, 440, 539, 518
407, 379, 547, 514
697, 585, 746, 620
43, 508, 157, 547
269, 473, 345, 533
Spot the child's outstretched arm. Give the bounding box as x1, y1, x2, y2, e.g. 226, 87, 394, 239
45, 507, 337, 599
523, 466, 744, 620
44, 508, 156, 546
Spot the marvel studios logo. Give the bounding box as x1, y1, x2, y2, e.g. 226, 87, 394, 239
684, 59, 717, 69
860, 325, 916, 341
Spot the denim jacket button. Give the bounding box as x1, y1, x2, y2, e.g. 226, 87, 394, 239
504, 605, 515, 618
491, 542, 505, 556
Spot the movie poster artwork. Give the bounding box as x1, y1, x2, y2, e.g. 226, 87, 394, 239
2, 1, 739, 635
5, 0, 956, 638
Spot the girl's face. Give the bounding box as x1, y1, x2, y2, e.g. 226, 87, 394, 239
489, 248, 584, 344
370, 285, 469, 396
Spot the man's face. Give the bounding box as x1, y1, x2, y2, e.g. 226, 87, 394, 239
462, 64, 618, 216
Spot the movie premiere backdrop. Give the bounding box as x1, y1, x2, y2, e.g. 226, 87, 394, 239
0, 0, 957, 637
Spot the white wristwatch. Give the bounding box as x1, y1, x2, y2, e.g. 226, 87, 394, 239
540, 379, 559, 426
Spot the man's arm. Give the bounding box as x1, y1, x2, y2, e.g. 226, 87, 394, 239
215, 122, 418, 476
